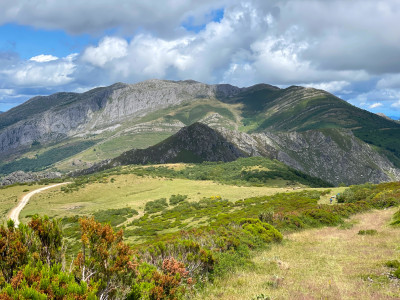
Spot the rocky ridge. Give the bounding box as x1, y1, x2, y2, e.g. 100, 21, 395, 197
75, 122, 400, 186
77, 122, 245, 176
216, 127, 400, 185
0, 80, 241, 157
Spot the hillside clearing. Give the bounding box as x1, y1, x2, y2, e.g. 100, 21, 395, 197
18, 175, 293, 221
18, 172, 343, 224
197, 208, 400, 299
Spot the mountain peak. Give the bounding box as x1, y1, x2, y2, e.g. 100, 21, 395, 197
75, 122, 246, 175
115, 122, 246, 165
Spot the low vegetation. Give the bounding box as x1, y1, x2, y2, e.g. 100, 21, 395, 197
62, 157, 332, 194
197, 207, 400, 299
391, 207, 400, 225
357, 229, 377, 235
2, 159, 400, 298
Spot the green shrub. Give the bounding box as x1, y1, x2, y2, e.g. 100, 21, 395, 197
358, 229, 377, 235
122, 157, 332, 187
93, 207, 138, 227
391, 209, 400, 225
144, 198, 168, 214
394, 268, 400, 279
302, 208, 342, 226
169, 194, 188, 205
239, 219, 283, 243
213, 245, 250, 277
258, 209, 274, 224
337, 184, 375, 203
385, 260, 400, 268
0, 262, 96, 298
141, 239, 215, 278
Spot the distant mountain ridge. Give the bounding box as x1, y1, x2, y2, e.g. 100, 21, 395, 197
1, 79, 400, 185
0, 80, 242, 157
77, 123, 400, 186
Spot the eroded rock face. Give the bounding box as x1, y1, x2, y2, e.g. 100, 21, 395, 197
1, 171, 62, 186
218, 128, 400, 185
0, 80, 242, 156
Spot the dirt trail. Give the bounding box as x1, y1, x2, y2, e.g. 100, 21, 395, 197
8, 182, 69, 226
198, 208, 400, 300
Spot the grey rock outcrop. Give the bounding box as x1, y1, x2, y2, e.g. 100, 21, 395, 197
1, 171, 62, 186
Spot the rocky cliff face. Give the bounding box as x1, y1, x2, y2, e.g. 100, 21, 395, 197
0, 84, 119, 156
217, 127, 400, 185
0, 80, 241, 157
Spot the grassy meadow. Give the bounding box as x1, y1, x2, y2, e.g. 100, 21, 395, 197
196, 208, 400, 299
19, 174, 301, 223
16, 157, 342, 227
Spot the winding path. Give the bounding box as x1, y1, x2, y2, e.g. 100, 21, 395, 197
8, 182, 69, 226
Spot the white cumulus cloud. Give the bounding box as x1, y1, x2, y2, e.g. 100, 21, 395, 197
369, 102, 383, 109
81, 37, 128, 67
303, 81, 350, 94
8, 55, 77, 87
2, 0, 400, 115
29, 54, 58, 63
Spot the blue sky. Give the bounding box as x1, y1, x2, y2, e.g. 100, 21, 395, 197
1, 0, 400, 118
0, 24, 97, 60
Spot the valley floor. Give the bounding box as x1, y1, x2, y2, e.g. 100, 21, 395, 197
196, 208, 400, 299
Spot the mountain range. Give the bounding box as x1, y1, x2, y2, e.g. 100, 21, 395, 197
1, 79, 400, 186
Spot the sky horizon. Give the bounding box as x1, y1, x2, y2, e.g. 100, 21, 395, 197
1, 0, 400, 117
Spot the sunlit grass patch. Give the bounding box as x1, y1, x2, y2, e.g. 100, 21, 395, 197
195, 208, 400, 299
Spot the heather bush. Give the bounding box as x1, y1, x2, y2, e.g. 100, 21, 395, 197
169, 194, 188, 205
385, 260, 400, 268
145, 198, 168, 214
0, 262, 97, 299
239, 219, 283, 243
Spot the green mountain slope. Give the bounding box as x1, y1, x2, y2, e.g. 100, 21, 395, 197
1, 79, 399, 186
226, 84, 398, 132
225, 84, 400, 165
